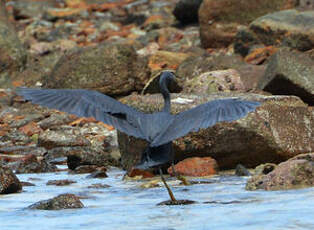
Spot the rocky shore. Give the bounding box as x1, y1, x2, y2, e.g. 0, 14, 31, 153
0, 0, 313, 205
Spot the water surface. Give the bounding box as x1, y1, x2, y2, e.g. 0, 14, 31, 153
1, 167, 314, 230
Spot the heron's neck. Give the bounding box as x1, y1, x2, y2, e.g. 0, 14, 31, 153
161, 83, 171, 112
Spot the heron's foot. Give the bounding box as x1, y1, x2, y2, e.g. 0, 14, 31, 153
177, 175, 191, 186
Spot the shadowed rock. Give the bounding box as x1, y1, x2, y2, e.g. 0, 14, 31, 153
28, 193, 84, 210
173, 0, 203, 24
0, 164, 22, 194
258, 48, 314, 105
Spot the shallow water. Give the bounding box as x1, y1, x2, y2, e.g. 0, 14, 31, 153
1, 167, 314, 230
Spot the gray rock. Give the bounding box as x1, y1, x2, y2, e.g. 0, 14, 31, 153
198, 0, 297, 48
176, 54, 266, 91
250, 10, 314, 51
235, 164, 251, 176
246, 153, 314, 190
118, 93, 313, 170
45, 43, 150, 96
258, 48, 314, 105
28, 193, 84, 210
38, 129, 91, 149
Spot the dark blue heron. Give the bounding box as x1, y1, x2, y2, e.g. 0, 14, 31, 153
16, 71, 260, 169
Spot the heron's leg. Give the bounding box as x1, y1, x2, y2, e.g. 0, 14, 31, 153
170, 146, 190, 186
159, 168, 176, 202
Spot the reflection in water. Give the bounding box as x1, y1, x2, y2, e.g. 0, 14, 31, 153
0, 167, 314, 230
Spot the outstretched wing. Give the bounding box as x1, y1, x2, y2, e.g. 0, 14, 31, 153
151, 99, 260, 146
16, 88, 146, 139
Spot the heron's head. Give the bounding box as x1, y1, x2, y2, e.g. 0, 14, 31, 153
159, 71, 177, 89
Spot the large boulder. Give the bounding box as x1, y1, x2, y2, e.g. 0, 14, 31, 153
0, 164, 22, 194
249, 10, 314, 51
198, 0, 297, 48
176, 54, 266, 91
0, 0, 27, 87
45, 43, 150, 96
118, 93, 313, 170
258, 48, 314, 105
246, 153, 314, 190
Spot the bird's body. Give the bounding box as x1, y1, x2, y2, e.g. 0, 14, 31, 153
16, 71, 261, 169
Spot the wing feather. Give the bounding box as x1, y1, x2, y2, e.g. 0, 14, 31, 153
16, 88, 146, 139
151, 99, 260, 146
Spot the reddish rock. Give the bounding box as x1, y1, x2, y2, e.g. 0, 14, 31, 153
18, 121, 43, 136
148, 51, 190, 71
244, 46, 278, 65
167, 157, 218, 177
128, 168, 155, 178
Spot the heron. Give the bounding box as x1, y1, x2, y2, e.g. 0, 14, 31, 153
16, 71, 260, 170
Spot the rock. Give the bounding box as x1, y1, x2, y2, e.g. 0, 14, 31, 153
0, 145, 47, 157
65, 146, 119, 170
250, 9, 314, 51
253, 163, 277, 176
21, 181, 35, 186
235, 164, 251, 176
86, 167, 108, 178
43, 8, 88, 22
45, 43, 150, 96
10, 0, 57, 20
18, 121, 43, 136
167, 157, 218, 177
183, 69, 245, 94
71, 165, 99, 174
87, 183, 110, 189
28, 193, 84, 210
118, 93, 313, 170
37, 113, 76, 130
0, 164, 22, 194
0, 0, 27, 88
244, 46, 278, 65
128, 168, 155, 178
198, 0, 297, 48
257, 48, 314, 105
176, 54, 266, 91
15, 154, 57, 174
38, 129, 91, 149
173, 0, 203, 24
233, 28, 260, 57
148, 50, 190, 72
246, 153, 314, 190
46, 179, 76, 186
